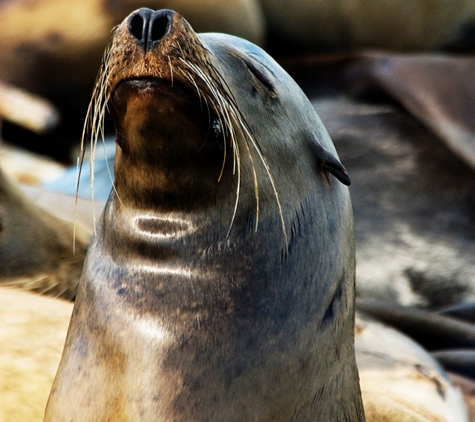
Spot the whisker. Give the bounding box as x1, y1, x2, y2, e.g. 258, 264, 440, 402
75, 35, 118, 242
176, 55, 289, 242
168, 55, 174, 87
83, 29, 287, 246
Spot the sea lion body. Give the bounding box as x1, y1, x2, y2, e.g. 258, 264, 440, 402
261, 0, 475, 51
355, 313, 468, 422
0, 166, 88, 299
45, 9, 363, 421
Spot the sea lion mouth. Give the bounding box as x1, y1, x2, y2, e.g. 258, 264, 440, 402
115, 77, 164, 89
115, 77, 181, 92
113, 77, 201, 106
110, 73, 225, 162
112, 75, 222, 140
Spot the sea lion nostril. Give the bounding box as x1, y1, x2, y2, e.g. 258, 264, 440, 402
128, 9, 173, 51
128, 8, 154, 44
149, 11, 173, 44
128, 14, 145, 42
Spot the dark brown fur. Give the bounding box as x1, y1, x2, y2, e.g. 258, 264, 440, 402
0, 167, 88, 299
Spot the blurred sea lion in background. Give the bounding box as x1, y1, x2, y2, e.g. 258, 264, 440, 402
281, 52, 475, 310
356, 312, 469, 421
261, 0, 475, 51
0, 288, 72, 422
0, 83, 98, 300
0, 162, 91, 299
341, 52, 475, 169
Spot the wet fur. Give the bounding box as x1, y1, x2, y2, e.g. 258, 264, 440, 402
46, 9, 362, 421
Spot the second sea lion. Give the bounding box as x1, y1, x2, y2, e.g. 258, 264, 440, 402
0, 165, 89, 299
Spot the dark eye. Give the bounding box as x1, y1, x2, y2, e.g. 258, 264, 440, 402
242, 56, 276, 94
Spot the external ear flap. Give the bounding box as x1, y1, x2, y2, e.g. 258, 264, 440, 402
309, 136, 351, 186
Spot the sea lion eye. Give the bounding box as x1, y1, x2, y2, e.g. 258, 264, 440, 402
211, 117, 224, 151
212, 118, 222, 137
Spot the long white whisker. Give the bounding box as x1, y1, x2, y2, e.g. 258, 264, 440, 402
173, 53, 287, 244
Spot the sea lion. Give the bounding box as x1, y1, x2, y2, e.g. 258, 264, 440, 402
355, 313, 469, 421
0, 164, 89, 299
261, 0, 475, 51
0, 80, 59, 135
284, 72, 475, 309
0, 287, 72, 422
338, 53, 475, 170
45, 8, 364, 421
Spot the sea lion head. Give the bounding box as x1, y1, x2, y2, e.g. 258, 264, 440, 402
87, 8, 350, 228
46, 9, 363, 421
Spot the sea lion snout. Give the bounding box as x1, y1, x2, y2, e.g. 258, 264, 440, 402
127, 8, 174, 52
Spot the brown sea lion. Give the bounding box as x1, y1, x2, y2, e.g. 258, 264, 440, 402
45, 8, 364, 421
0, 164, 89, 299
0, 288, 72, 422
0, 80, 59, 135
0, 141, 65, 186
280, 60, 475, 309
261, 0, 475, 51
356, 313, 469, 421
342, 53, 475, 170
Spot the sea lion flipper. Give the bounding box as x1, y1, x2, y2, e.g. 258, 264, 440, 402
309, 136, 351, 186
